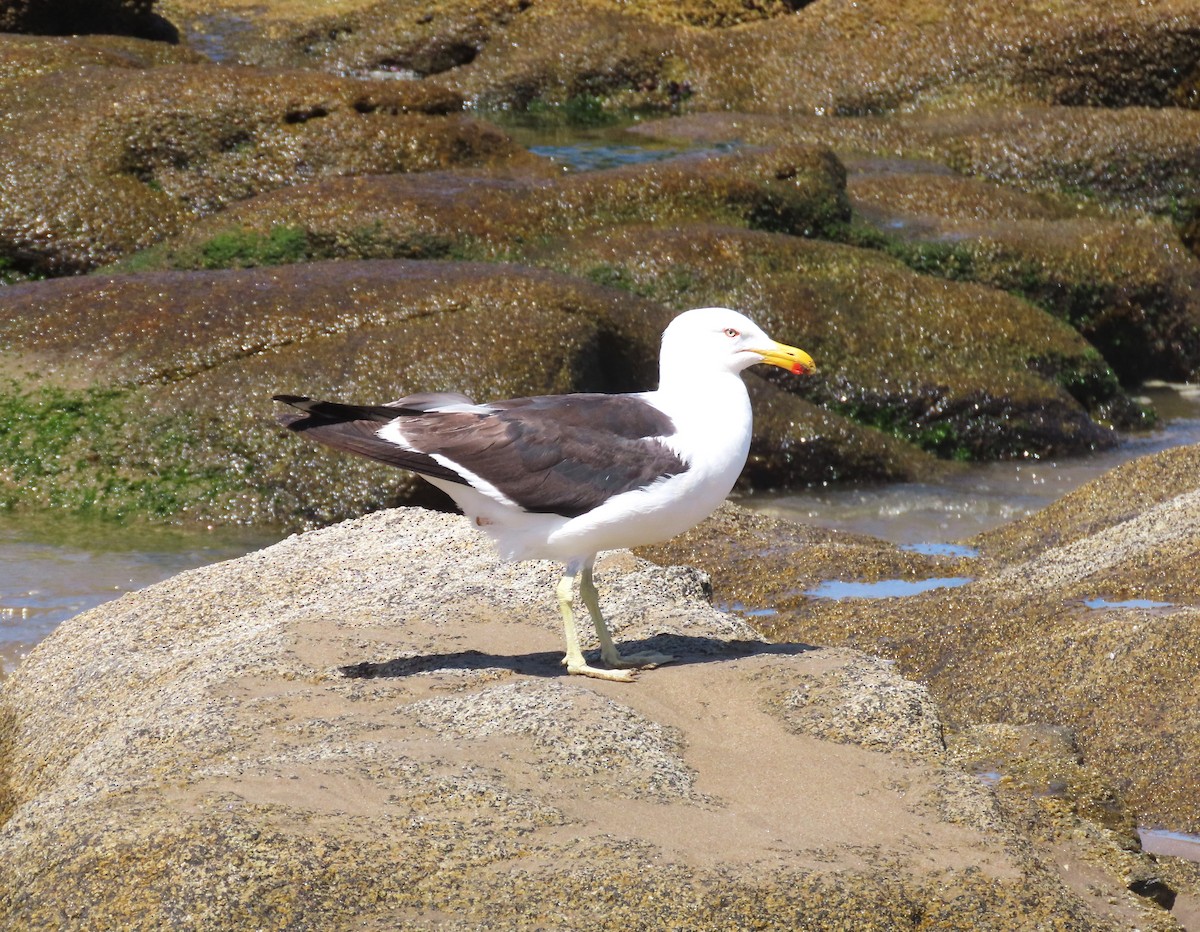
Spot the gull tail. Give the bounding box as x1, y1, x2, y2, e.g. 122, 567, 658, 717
272, 394, 469, 485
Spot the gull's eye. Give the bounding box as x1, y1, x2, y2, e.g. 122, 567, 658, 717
723, 327, 740, 338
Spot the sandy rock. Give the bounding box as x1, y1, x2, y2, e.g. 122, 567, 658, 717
688, 443, 1200, 842
0, 506, 1156, 929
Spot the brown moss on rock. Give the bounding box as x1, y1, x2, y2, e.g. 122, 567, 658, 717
637, 501, 971, 620
446, 3, 689, 111
0, 33, 203, 87
158, 0, 806, 78
847, 167, 1200, 385
971, 442, 1200, 566
112, 143, 850, 273
114, 147, 1129, 467
752, 444, 1200, 836
0, 62, 524, 274
159, 0, 531, 73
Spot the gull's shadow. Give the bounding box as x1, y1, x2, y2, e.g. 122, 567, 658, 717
339, 635, 819, 680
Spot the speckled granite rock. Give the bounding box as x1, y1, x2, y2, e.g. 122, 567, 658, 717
0, 506, 1170, 929
677, 444, 1200, 859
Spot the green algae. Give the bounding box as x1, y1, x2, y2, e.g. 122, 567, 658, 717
830, 221, 981, 282
197, 225, 311, 270
0, 382, 238, 519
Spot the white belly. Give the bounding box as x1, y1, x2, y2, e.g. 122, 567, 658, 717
436, 376, 755, 563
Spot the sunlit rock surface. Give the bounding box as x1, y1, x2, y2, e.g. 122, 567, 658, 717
0, 506, 1185, 930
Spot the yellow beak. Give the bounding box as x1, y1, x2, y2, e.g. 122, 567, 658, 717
760, 341, 816, 376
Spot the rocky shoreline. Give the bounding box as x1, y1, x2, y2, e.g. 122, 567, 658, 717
2, 0, 1200, 926
0, 501, 1196, 929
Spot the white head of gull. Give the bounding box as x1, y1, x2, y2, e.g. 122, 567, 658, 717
275, 306, 815, 681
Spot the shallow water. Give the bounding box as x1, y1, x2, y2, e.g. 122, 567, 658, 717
0, 515, 278, 674
1139, 827, 1200, 862
805, 577, 974, 600
486, 113, 733, 173
742, 385, 1200, 546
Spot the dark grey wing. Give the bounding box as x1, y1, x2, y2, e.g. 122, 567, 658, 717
274, 392, 688, 518
399, 394, 688, 518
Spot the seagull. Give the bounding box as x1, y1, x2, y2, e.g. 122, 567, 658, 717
274, 306, 815, 681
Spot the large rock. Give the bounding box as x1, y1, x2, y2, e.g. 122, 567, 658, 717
0, 32, 202, 84
110, 149, 1132, 463
655, 443, 1200, 841
160, 0, 1200, 116
672, 0, 1200, 114
0, 506, 1178, 928
0, 60, 523, 274
541, 225, 1130, 458
845, 165, 1200, 385
111, 144, 850, 272
636, 110, 1200, 384
0, 242, 1127, 524
0, 260, 937, 524
637, 105, 1200, 214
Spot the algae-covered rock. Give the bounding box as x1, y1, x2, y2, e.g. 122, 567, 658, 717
0, 505, 1164, 929
0, 32, 203, 87
113, 148, 1130, 466
0, 61, 523, 275
157, 0, 805, 76
846, 166, 1200, 385
0, 262, 617, 523
636, 111, 1200, 389
674, 0, 1200, 114
109, 144, 849, 272
0, 260, 915, 524
545, 225, 1123, 459
636, 501, 973, 623
742, 442, 1200, 837
154, 0, 1200, 117
639, 105, 1200, 212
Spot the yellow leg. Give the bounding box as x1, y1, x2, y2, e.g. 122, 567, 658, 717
557, 562, 636, 682
580, 561, 674, 672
